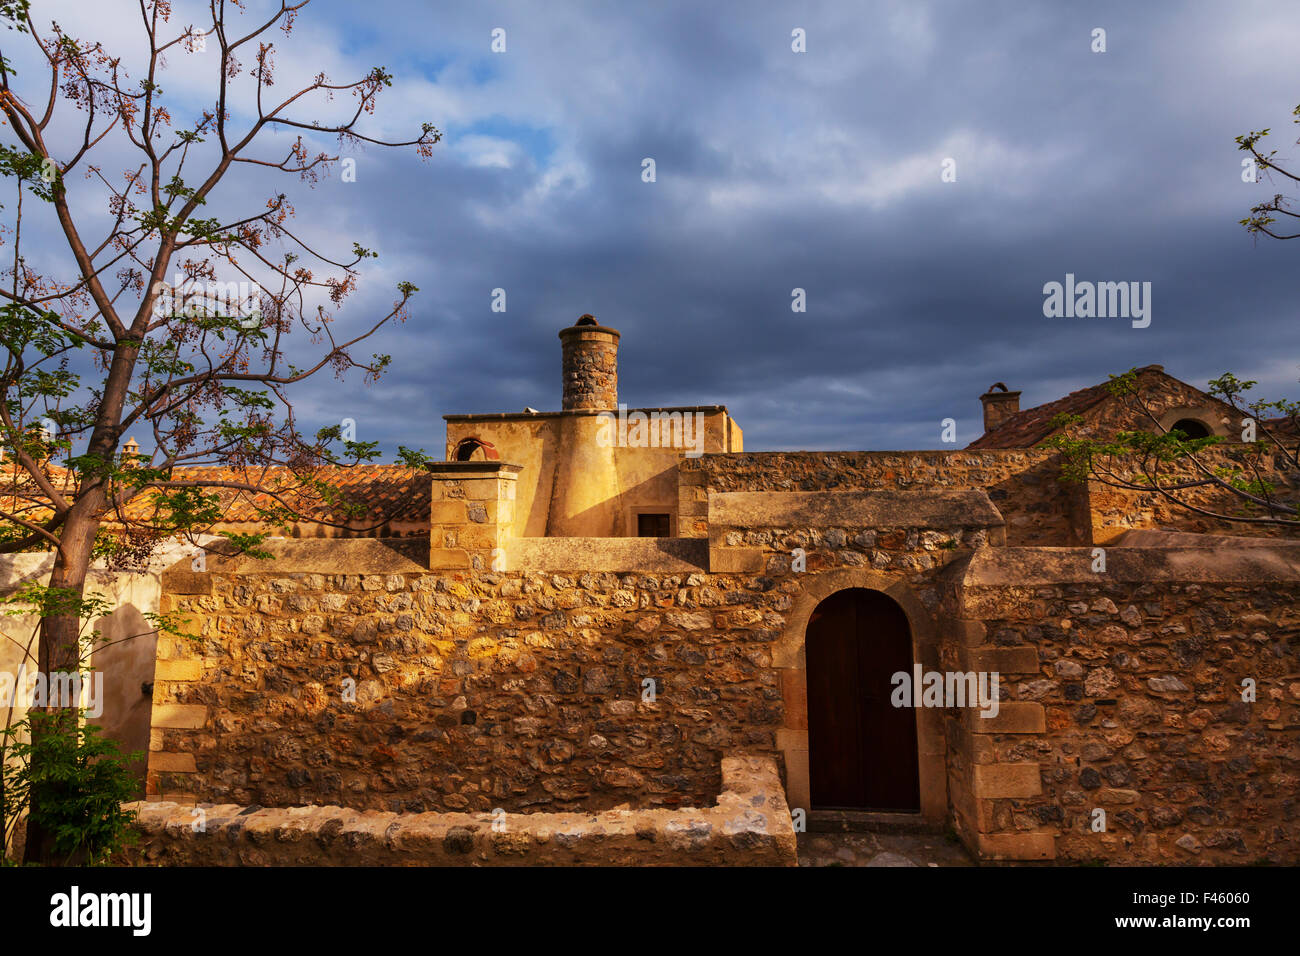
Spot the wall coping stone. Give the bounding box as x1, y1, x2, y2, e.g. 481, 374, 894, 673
1115, 529, 1300, 550
119, 756, 796, 866
508, 536, 708, 572
187, 537, 428, 575
952, 544, 1300, 587
708, 489, 1005, 531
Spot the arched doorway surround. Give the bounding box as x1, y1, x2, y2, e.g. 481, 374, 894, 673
806, 588, 920, 811
774, 568, 948, 822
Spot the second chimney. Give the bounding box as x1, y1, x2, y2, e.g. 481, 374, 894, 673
980, 383, 1021, 433
559, 314, 620, 410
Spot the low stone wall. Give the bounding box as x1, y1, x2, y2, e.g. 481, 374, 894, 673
120, 756, 796, 866
1085, 446, 1300, 543
694, 450, 1087, 547
708, 489, 1005, 575
507, 536, 708, 572
942, 546, 1300, 864
149, 558, 794, 812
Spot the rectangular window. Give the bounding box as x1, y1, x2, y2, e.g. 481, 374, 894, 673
637, 513, 671, 537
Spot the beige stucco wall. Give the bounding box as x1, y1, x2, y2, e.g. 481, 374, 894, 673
446, 417, 561, 536
0, 552, 49, 857
0, 538, 206, 836
446, 408, 740, 537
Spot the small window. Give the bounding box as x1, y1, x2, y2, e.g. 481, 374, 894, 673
454, 437, 499, 461
637, 513, 671, 537
1170, 419, 1211, 439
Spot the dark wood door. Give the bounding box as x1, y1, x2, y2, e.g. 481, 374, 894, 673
806, 588, 920, 812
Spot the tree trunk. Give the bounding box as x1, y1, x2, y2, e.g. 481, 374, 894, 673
22, 505, 100, 864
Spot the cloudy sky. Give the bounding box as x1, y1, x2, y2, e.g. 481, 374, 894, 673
9, 0, 1300, 454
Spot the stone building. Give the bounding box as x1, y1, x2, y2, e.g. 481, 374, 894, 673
8, 316, 1299, 866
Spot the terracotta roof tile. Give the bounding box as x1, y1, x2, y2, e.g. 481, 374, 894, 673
966, 365, 1231, 450
967, 380, 1115, 449
119, 464, 431, 529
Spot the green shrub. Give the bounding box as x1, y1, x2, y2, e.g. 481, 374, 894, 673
2, 711, 140, 865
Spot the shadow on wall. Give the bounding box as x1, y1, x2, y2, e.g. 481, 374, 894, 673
90, 603, 157, 800
544, 468, 679, 538
987, 458, 1090, 546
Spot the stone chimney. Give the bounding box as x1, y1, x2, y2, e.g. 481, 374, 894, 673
980, 383, 1021, 433
559, 314, 619, 411
121, 436, 140, 465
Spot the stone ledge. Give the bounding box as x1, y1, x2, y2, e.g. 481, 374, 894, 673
955, 544, 1300, 588
190, 537, 429, 575
976, 831, 1057, 861
1114, 529, 1300, 550
708, 489, 1006, 532
118, 756, 796, 867
508, 537, 709, 573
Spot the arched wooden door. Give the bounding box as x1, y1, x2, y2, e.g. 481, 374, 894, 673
805, 588, 920, 812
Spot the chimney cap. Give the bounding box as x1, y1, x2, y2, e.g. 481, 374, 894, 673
559, 317, 620, 339
981, 384, 1021, 399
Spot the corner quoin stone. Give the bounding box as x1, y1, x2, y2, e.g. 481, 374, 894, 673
977, 831, 1056, 861
966, 701, 1046, 734
151, 703, 208, 730
972, 762, 1042, 798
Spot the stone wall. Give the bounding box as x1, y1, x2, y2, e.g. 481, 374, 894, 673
943, 546, 1300, 864
151, 560, 791, 812
142, 512, 1300, 865
1084, 445, 1300, 543
694, 450, 1089, 547
149, 494, 996, 816
121, 756, 796, 866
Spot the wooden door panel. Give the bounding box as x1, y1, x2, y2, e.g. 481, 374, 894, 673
807, 589, 921, 812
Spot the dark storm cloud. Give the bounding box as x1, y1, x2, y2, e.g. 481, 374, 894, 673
15, 0, 1300, 455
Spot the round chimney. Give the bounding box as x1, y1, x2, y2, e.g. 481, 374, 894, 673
558, 315, 619, 410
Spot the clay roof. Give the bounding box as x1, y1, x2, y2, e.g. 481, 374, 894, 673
0, 461, 76, 527
117, 464, 431, 529
966, 365, 1220, 450
967, 378, 1119, 450
1, 462, 430, 535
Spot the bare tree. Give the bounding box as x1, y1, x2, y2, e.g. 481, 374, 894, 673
1237, 100, 1300, 240
1046, 370, 1300, 528
0, 0, 438, 860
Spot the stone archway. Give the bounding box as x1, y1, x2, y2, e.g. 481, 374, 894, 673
1156, 405, 1230, 438
774, 568, 947, 822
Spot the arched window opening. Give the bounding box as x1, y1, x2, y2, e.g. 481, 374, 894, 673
454, 437, 500, 461
1170, 418, 1211, 440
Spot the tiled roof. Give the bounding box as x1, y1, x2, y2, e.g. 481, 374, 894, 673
118, 465, 431, 529
964, 365, 1225, 450
1263, 416, 1300, 440
0, 463, 429, 535
967, 379, 1118, 450
0, 462, 76, 527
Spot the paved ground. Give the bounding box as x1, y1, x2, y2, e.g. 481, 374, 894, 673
797, 829, 975, 867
